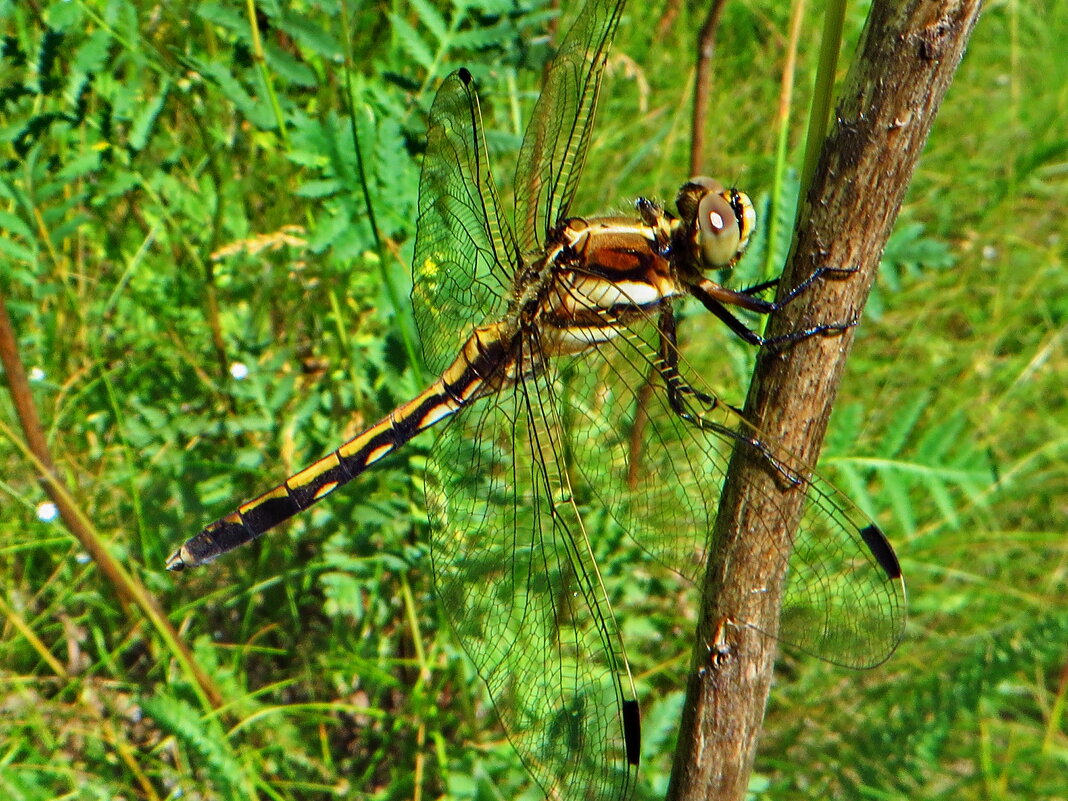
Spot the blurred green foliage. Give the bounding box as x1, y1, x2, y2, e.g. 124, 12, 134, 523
1, 1, 1065, 800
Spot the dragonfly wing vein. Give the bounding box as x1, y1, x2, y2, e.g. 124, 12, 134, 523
513, 0, 627, 253
413, 70, 518, 375
553, 287, 907, 670
426, 332, 637, 801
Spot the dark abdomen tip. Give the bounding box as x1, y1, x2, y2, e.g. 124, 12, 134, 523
166, 516, 252, 571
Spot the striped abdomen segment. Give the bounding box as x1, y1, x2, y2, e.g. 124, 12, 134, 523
166, 323, 513, 570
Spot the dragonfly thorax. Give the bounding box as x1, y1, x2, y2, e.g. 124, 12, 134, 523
533, 217, 679, 356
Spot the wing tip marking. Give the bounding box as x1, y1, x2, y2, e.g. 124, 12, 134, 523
622, 699, 640, 767
859, 524, 903, 581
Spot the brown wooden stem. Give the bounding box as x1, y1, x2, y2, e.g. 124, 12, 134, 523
667, 1, 983, 798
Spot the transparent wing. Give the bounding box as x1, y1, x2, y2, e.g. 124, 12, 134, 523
425, 332, 637, 801
412, 69, 519, 374
557, 312, 907, 670
513, 0, 626, 253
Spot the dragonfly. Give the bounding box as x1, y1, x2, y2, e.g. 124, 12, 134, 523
168, 0, 906, 798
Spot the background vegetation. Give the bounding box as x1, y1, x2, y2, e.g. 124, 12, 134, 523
1, 1, 1065, 800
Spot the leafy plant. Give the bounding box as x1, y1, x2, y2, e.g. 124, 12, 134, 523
1, 2, 1065, 800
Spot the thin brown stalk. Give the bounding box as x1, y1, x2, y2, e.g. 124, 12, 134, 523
689, 0, 729, 177
627, 1, 730, 489
761, 0, 807, 281
0, 290, 224, 709
626, 369, 655, 490
656, 0, 682, 40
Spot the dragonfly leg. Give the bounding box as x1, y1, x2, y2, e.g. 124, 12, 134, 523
656, 305, 804, 488
760, 264, 863, 348
636, 196, 665, 225
774, 264, 860, 305
698, 616, 735, 676
758, 315, 859, 350
656, 305, 720, 413
690, 264, 861, 349
739, 264, 861, 302
738, 276, 780, 296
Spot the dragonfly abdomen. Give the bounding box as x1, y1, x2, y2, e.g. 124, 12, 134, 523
166, 323, 515, 570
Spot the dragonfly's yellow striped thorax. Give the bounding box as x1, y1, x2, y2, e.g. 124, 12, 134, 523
537, 216, 680, 356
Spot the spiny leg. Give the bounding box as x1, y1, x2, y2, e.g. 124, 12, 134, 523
740, 265, 860, 303
653, 305, 802, 487
691, 265, 862, 349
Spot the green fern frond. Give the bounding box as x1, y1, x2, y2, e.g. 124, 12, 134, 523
141, 692, 248, 795
390, 12, 437, 72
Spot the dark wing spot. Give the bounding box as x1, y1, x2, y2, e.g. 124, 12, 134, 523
860, 524, 903, 580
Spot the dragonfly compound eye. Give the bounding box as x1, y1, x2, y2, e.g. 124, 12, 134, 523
697, 190, 743, 268
675, 175, 723, 222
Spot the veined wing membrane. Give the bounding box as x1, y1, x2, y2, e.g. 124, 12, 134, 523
553, 304, 906, 670
412, 69, 518, 374
425, 331, 637, 801
513, 0, 627, 252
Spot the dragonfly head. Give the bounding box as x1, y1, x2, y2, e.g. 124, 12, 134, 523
675, 177, 756, 270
